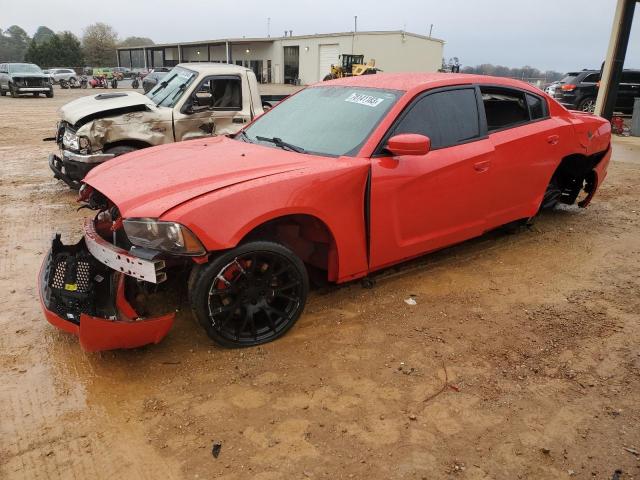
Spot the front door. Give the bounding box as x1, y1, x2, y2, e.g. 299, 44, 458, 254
173, 75, 252, 141
370, 87, 494, 270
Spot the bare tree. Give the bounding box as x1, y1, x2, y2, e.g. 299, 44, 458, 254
82, 23, 118, 66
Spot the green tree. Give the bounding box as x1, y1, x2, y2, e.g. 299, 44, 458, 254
0, 25, 31, 61
119, 36, 154, 48
82, 22, 118, 66
24, 31, 84, 68
33, 26, 55, 44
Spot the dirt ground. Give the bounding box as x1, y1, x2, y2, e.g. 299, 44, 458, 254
1, 86, 639, 480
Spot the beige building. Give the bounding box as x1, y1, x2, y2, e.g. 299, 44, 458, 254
117, 30, 444, 85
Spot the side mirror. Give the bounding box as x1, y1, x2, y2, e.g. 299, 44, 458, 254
385, 133, 431, 156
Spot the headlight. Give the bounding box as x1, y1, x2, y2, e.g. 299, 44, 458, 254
62, 130, 90, 152
62, 130, 79, 150
123, 218, 206, 256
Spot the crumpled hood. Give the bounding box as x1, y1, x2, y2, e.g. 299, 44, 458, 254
59, 91, 156, 126
84, 136, 315, 218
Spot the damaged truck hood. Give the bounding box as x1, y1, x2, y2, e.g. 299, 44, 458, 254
59, 91, 157, 126
84, 136, 317, 218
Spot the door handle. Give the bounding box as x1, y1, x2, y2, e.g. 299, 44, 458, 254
232, 117, 248, 124
473, 160, 490, 173
547, 135, 560, 145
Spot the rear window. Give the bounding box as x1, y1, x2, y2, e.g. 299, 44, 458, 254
560, 73, 580, 83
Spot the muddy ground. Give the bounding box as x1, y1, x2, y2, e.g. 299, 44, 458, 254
0, 86, 639, 480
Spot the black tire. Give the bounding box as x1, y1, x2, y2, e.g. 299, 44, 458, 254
262, 101, 273, 111
190, 241, 309, 348
32, 92, 39, 97
9, 84, 18, 98
323, 74, 336, 81
104, 145, 137, 157
46, 89, 53, 98
578, 97, 596, 113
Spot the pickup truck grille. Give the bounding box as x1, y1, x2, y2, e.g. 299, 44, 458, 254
15, 76, 45, 87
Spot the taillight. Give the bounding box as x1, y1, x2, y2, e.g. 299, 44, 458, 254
561, 84, 576, 92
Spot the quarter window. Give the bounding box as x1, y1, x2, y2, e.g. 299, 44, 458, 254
392, 88, 480, 149
526, 93, 546, 120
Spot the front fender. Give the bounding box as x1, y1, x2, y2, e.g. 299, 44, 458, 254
81, 111, 173, 151
162, 160, 371, 282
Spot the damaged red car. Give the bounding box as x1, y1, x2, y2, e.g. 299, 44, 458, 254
39, 73, 611, 351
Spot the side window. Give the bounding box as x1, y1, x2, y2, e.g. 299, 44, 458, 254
526, 93, 547, 120
582, 73, 600, 83
481, 87, 529, 131
392, 89, 480, 149
196, 77, 242, 111
621, 71, 640, 84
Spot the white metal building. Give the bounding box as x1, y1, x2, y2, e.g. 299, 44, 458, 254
117, 31, 444, 85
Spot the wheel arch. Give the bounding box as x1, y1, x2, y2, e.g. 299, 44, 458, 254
103, 139, 153, 151
235, 212, 340, 283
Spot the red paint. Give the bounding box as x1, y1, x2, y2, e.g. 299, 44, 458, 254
83, 73, 611, 285
38, 257, 175, 352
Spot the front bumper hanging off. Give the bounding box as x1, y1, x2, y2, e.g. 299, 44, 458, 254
39, 219, 175, 352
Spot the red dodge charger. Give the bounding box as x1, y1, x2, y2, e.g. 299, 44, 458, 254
40, 73, 611, 351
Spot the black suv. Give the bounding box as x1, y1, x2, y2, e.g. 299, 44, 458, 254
0, 62, 54, 98
553, 69, 640, 114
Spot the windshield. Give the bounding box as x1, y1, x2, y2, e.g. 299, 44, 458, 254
243, 86, 402, 157
145, 66, 196, 108
9, 63, 43, 74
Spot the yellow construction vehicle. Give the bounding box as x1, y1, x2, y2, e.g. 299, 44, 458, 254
323, 54, 379, 81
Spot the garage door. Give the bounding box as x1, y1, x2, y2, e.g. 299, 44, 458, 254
318, 44, 340, 81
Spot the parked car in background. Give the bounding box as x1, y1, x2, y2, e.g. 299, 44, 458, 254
0, 63, 53, 98
113, 66, 133, 78
49, 68, 77, 84
142, 70, 168, 93
544, 81, 560, 96
553, 69, 640, 113
40, 73, 612, 351
48, 63, 287, 188
92, 67, 123, 80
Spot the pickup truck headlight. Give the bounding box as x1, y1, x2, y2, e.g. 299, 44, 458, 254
123, 219, 206, 256
62, 130, 90, 152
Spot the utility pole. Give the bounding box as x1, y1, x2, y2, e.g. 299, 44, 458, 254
429, 24, 433, 38
354, 15, 358, 33
267, 17, 271, 38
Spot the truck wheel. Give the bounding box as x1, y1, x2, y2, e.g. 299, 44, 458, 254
323, 74, 336, 81
190, 241, 309, 348
0, 86, 5, 96
9, 84, 18, 98
46, 89, 54, 98
104, 145, 137, 157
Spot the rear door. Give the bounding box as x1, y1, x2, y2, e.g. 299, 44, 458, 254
370, 86, 494, 269
173, 74, 252, 141
479, 86, 561, 227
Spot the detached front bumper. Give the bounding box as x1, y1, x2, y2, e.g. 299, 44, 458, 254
39, 219, 175, 352
49, 151, 115, 189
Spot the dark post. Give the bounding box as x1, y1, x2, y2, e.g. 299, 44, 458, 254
600, 0, 636, 120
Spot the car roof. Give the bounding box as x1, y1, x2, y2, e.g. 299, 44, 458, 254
319, 72, 543, 93
177, 63, 251, 74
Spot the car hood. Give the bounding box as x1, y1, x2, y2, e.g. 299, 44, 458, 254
84, 136, 317, 218
59, 91, 157, 127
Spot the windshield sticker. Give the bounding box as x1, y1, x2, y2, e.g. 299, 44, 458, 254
345, 92, 385, 107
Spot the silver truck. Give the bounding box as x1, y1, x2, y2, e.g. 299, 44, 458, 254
48, 63, 287, 188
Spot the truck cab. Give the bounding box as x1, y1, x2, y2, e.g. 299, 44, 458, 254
49, 63, 270, 189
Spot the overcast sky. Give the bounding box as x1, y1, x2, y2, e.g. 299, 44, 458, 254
3, 0, 639, 72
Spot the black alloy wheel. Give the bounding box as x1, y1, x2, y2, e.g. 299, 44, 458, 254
190, 241, 309, 348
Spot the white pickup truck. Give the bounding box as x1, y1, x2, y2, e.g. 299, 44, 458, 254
48, 63, 288, 188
